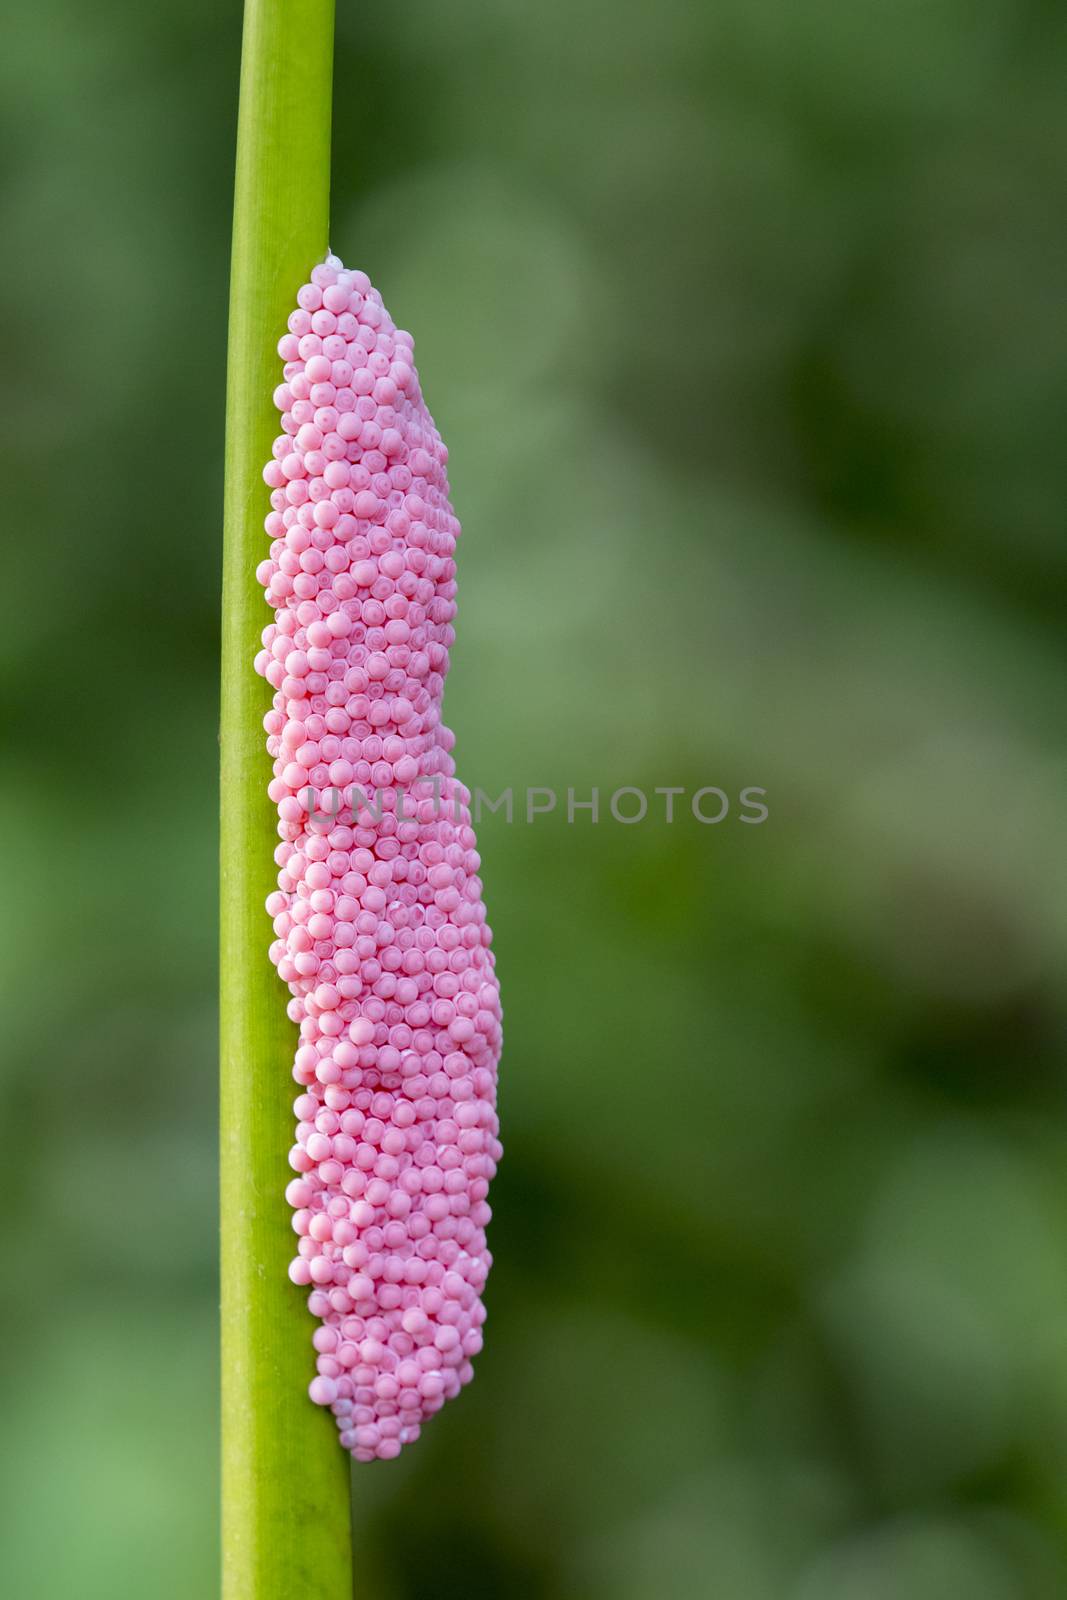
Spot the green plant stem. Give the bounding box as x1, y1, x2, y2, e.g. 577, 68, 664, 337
220, 3, 350, 1597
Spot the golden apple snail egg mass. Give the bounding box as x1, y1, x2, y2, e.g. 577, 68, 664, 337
254, 256, 503, 1462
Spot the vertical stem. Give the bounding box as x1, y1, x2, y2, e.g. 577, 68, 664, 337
220, 3, 350, 1598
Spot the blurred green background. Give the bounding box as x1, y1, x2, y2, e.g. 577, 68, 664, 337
3, 1, 1067, 1595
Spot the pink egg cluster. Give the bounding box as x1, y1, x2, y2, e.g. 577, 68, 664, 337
254, 255, 502, 1462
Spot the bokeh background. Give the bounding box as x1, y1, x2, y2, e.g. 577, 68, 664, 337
3, 1, 1067, 1595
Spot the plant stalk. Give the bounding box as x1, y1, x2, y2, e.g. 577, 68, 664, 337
220, 2, 350, 1596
